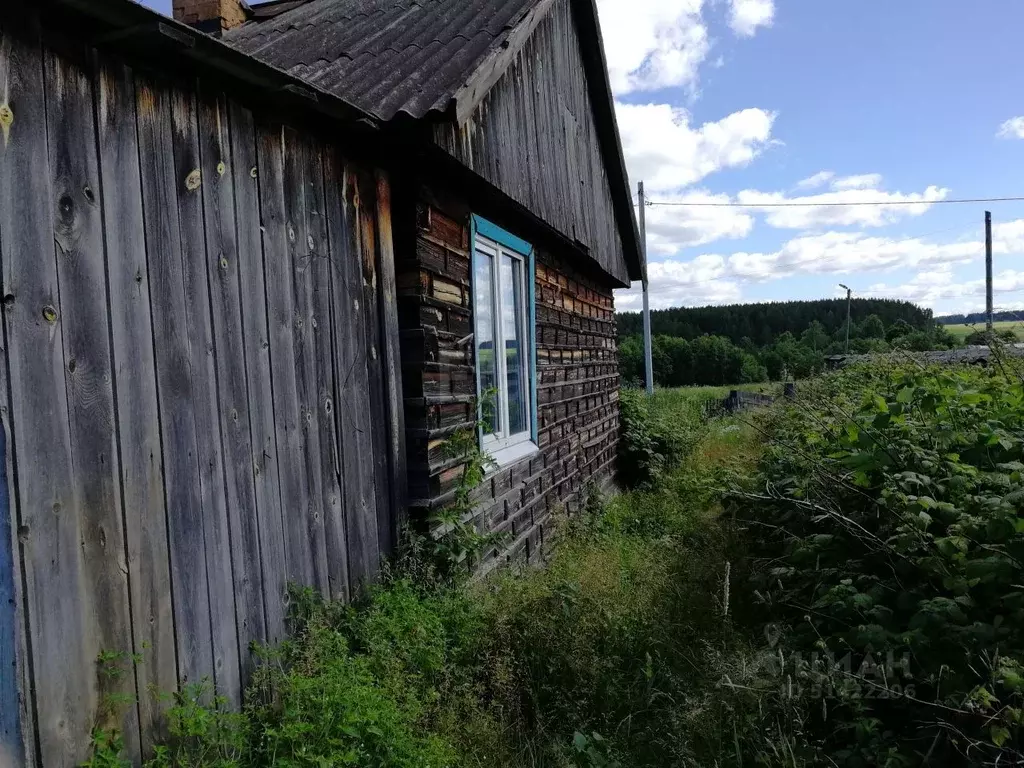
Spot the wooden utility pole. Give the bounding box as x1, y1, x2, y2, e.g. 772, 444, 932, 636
639, 181, 654, 395
839, 283, 852, 354
986, 211, 994, 333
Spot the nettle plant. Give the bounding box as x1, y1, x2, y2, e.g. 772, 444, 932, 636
423, 389, 503, 582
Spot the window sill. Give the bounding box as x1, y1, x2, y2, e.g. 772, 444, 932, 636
485, 440, 540, 472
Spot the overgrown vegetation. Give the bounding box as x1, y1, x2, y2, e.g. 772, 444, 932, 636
86, 359, 1024, 766
733, 360, 1024, 763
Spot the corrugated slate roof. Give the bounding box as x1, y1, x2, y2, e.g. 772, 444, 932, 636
224, 0, 541, 121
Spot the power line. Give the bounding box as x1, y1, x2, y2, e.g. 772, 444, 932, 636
636, 195, 1024, 209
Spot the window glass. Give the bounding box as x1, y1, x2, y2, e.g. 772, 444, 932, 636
473, 224, 534, 458
501, 255, 528, 437
474, 249, 499, 438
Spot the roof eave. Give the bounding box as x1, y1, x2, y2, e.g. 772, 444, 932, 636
36, 0, 379, 132
569, 0, 645, 284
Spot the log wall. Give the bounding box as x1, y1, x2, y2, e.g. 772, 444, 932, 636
398, 194, 619, 566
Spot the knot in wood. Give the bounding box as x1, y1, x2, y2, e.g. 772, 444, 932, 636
42, 305, 59, 324
219, 255, 229, 270
250, 166, 258, 179
185, 169, 202, 192
217, 161, 226, 176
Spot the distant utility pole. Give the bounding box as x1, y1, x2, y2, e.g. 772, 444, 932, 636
986, 211, 994, 333
839, 283, 852, 354
640, 181, 654, 395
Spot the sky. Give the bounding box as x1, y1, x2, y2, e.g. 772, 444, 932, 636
142, 0, 1024, 318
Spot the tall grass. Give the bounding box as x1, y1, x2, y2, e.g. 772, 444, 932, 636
90, 391, 774, 768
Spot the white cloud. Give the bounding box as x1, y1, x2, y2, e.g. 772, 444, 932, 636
725, 229, 979, 282
735, 184, 949, 229
729, 0, 775, 37
830, 173, 883, 191
796, 171, 834, 190
864, 267, 1024, 309
615, 256, 740, 311
617, 103, 776, 193
596, 0, 710, 94
998, 116, 1024, 139
642, 191, 754, 255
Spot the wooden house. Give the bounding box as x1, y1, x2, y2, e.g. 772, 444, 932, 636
0, 0, 643, 763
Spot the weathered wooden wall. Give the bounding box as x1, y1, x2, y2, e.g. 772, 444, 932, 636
431, 0, 632, 287
398, 194, 619, 566
0, 18, 403, 767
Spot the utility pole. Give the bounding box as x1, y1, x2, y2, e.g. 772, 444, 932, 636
640, 181, 654, 395
986, 211, 994, 334
839, 283, 852, 354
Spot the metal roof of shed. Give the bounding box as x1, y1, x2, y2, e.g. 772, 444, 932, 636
225, 0, 541, 121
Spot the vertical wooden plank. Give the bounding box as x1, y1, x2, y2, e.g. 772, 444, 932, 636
373, 173, 406, 556
308, 143, 348, 601
169, 86, 241, 705
229, 102, 288, 644
0, 17, 91, 765
95, 56, 177, 755
357, 172, 390, 570
45, 39, 141, 756
324, 152, 379, 588
255, 123, 317, 590
285, 130, 329, 593
0, 408, 23, 767
135, 74, 215, 690
197, 89, 266, 683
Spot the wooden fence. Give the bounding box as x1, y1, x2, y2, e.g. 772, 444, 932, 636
0, 19, 403, 766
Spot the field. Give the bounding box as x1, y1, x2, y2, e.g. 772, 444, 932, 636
942, 318, 1022, 342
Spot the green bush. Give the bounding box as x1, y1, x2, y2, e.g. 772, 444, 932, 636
738, 363, 1024, 763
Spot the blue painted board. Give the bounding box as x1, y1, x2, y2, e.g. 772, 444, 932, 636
0, 424, 24, 763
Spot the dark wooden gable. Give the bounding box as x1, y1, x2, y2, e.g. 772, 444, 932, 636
431, 0, 632, 287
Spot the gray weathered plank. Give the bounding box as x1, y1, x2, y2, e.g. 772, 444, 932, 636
45, 39, 140, 756
283, 129, 329, 593
95, 55, 178, 755
357, 172, 391, 571
306, 141, 348, 601
229, 102, 288, 644
373, 172, 406, 557
324, 153, 379, 587
255, 122, 318, 590
197, 89, 266, 682
0, 17, 93, 765
169, 85, 241, 705
136, 74, 215, 690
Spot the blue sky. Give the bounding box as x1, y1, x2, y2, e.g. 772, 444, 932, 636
145, 0, 1024, 316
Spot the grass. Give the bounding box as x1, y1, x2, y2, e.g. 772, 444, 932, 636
90, 390, 773, 768
941, 319, 1023, 342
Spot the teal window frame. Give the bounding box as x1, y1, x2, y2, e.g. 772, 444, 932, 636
470, 215, 538, 461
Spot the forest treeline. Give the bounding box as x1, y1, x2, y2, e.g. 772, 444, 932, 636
936, 309, 1024, 324
618, 298, 955, 387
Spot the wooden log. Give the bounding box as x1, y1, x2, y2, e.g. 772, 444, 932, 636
95, 55, 178, 756
374, 172, 407, 557
170, 84, 241, 706
357, 172, 390, 578
229, 102, 288, 644
324, 152, 379, 588
136, 74, 215, 690
197, 88, 267, 685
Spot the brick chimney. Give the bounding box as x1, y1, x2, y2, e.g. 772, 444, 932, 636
173, 0, 250, 35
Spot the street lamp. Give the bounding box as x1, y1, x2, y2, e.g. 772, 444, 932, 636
839, 284, 852, 354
